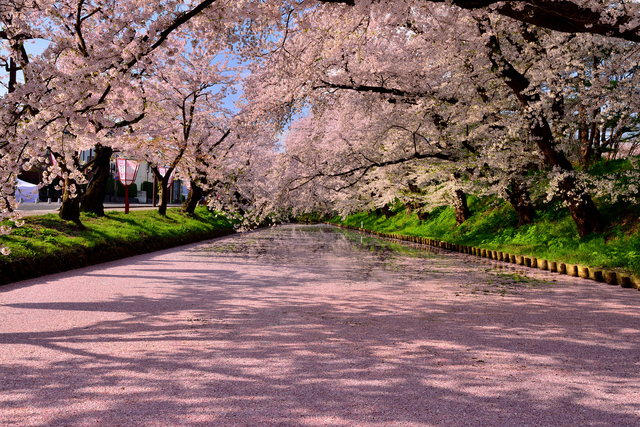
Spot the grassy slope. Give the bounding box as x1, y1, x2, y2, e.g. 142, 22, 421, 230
1, 207, 234, 260
331, 197, 640, 276
0, 207, 235, 281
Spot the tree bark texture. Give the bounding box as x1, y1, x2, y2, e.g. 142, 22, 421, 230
59, 177, 84, 228
453, 189, 470, 225
505, 178, 535, 226
181, 182, 203, 215
380, 205, 392, 219
150, 165, 174, 216
405, 202, 429, 221
80, 145, 113, 216
320, 0, 640, 43
157, 180, 169, 216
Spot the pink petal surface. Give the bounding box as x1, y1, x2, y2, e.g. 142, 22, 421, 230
1, 225, 639, 426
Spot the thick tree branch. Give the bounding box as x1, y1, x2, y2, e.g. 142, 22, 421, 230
292, 149, 453, 190
320, 0, 640, 42
315, 79, 457, 104
126, 0, 218, 69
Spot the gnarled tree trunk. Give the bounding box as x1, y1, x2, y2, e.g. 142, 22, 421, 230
80, 145, 113, 216
181, 181, 203, 215
59, 177, 84, 228
453, 189, 470, 225
506, 178, 535, 226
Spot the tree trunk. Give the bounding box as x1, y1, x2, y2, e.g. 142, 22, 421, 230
593, 125, 604, 162
59, 178, 84, 228
530, 113, 604, 236
149, 165, 174, 216
80, 145, 113, 216
578, 103, 592, 166
406, 183, 428, 220
181, 182, 203, 215
405, 201, 428, 220
453, 189, 470, 225
8, 58, 16, 93
157, 180, 169, 216
506, 178, 535, 226
478, 17, 604, 236
406, 202, 429, 220
559, 175, 604, 235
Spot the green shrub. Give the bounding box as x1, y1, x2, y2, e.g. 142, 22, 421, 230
128, 183, 137, 198
141, 181, 154, 195
107, 178, 138, 198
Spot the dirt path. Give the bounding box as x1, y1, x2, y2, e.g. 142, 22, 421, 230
1, 225, 639, 426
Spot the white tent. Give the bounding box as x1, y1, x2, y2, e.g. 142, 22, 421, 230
15, 179, 39, 203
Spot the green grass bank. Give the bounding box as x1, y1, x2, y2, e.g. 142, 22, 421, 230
0, 207, 236, 285
329, 197, 640, 277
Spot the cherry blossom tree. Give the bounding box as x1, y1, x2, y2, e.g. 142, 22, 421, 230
241, 3, 502, 220
3, 0, 640, 256
0, 0, 233, 251
0, 0, 284, 250
247, 0, 640, 235
122, 31, 239, 216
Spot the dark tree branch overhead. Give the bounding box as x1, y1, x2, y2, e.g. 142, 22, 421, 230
289, 145, 454, 192
315, 79, 458, 104
290, 149, 453, 193
125, 0, 218, 70
319, 0, 640, 43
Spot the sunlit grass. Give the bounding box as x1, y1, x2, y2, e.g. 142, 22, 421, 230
1, 207, 234, 260
332, 197, 640, 275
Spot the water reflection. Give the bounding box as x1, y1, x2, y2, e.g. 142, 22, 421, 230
194, 224, 440, 282
200, 224, 438, 259
192, 224, 568, 299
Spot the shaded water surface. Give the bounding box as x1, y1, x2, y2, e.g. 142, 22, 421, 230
1, 224, 640, 426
